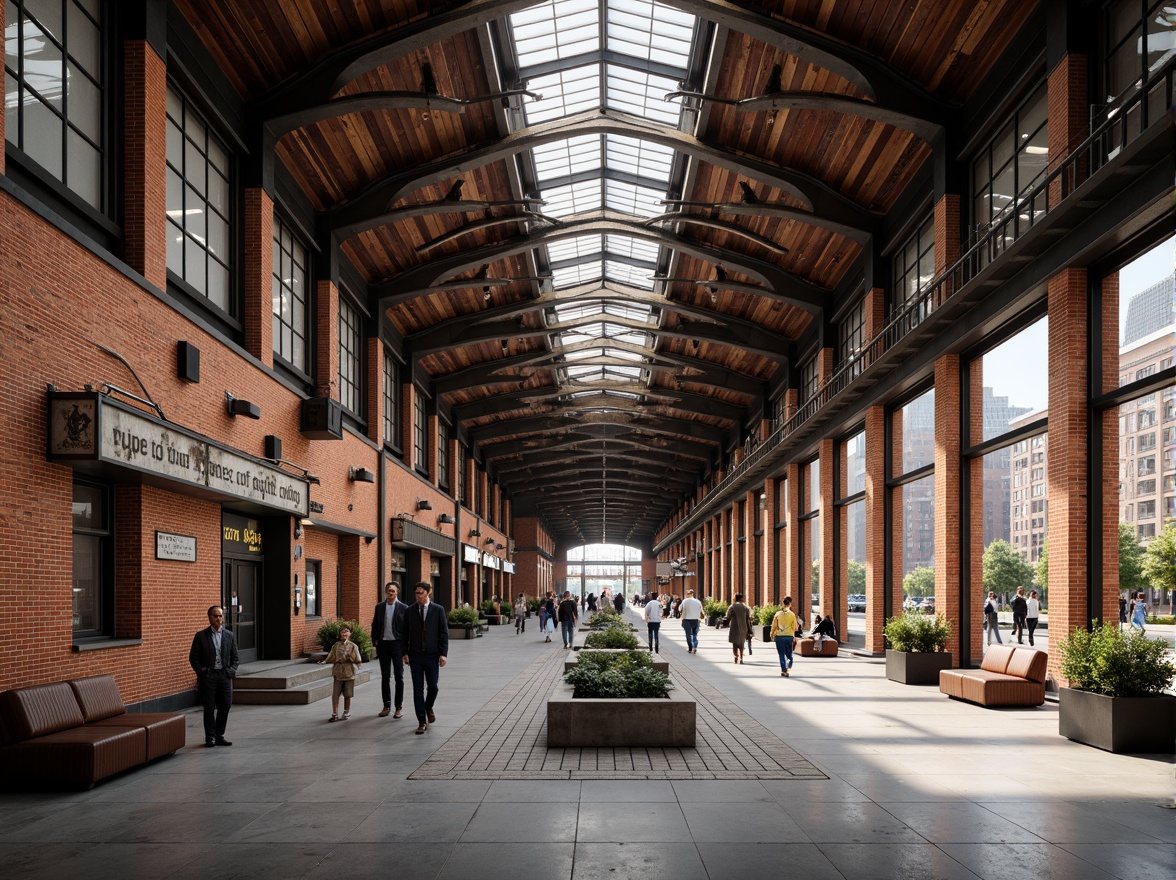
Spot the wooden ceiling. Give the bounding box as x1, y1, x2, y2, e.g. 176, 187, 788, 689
176, 0, 1039, 547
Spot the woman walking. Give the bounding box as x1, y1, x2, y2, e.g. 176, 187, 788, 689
1025, 589, 1040, 646
725, 594, 753, 664
769, 596, 800, 676
1130, 592, 1148, 634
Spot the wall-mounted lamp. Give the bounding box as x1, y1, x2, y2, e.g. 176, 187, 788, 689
484, 537, 495, 545
225, 392, 261, 419
348, 466, 375, 483
496, 543, 504, 551
417, 499, 433, 511
469, 529, 481, 537
438, 513, 456, 525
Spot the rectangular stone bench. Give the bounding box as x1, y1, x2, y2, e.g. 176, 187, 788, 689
795, 638, 839, 657
546, 685, 695, 747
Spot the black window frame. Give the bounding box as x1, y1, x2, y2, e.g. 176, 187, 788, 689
437, 419, 450, 490
271, 212, 312, 380
337, 293, 364, 418
382, 350, 402, 455
891, 214, 935, 319
305, 558, 321, 619
71, 478, 114, 640
413, 387, 428, 476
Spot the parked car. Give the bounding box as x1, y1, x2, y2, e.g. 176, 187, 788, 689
921, 597, 936, 614
903, 596, 923, 612
847, 594, 867, 612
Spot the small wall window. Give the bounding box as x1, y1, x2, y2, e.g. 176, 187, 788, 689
413, 390, 427, 475
438, 421, 450, 489
971, 81, 1048, 243
891, 215, 935, 316
4, 0, 105, 211
305, 559, 321, 618
800, 357, 819, 403
838, 299, 866, 376
382, 352, 401, 451
166, 83, 233, 313
72, 480, 112, 637
338, 296, 363, 415
272, 216, 309, 374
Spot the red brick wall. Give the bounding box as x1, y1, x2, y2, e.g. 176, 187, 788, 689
123, 42, 167, 288
864, 406, 886, 652
1048, 53, 1088, 200
818, 437, 836, 631
243, 189, 274, 365
934, 355, 963, 664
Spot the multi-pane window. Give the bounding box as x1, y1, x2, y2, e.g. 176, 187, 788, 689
166, 84, 232, 312
72, 480, 111, 637
1104, 1, 1173, 110
800, 357, 819, 403
4, 0, 104, 211
838, 299, 866, 377
457, 444, 467, 505
337, 296, 362, 415
271, 216, 308, 373
891, 215, 935, 316
413, 390, 427, 474
382, 353, 401, 450
972, 82, 1048, 241
437, 421, 450, 489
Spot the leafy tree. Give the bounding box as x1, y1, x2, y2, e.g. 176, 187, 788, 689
1142, 522, 1176, 608
1035, 541, 1048, 591
848, 560, 866, 593
1118, 522, 1148, 596
903, 566, 935, 598
982, 539, 1034, 596
810, 559, 820, 591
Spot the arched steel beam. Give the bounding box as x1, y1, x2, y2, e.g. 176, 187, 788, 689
492, 447, 698, 475
643, 214, 790, 256
481, 431, 713, 461
508, 466, 695, 490
324, 110, 875, 241
416, 212, 562, 253
470, 412, 726, 445
452, 385, 745, 423
386, 212, 830, 314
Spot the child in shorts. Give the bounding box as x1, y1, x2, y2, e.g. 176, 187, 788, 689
319, 625, 362, 721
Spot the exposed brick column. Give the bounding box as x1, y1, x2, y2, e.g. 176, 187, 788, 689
784, 462, 801, 607
864, 406, 886, 652
123, 41, 167, 289
365, 339, 383, 445
818, 437, 836, 630
1048, 54, 1088, 199
764, 476, 781, 604
934, 355, 964, 664
966, 363, 986, 665
1098, 273, 1120, 625
315, 281, 340, 400
863, 287, 886, 344
0, 3, 5, 172
933, 195, 960, 305
242, 188, 274, 365
744, 488, 760, 605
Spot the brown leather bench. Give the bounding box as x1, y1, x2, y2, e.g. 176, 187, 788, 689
0, 675, 185, 789
938, 645, 1047, 707
795, 638, 839, 657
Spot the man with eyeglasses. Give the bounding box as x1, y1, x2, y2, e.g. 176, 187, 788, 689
189, 605, 239, 747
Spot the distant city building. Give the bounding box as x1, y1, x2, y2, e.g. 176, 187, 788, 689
1009, 409, 1049, 564
1122, 276, 1175, 346
982, 389, 1034, 547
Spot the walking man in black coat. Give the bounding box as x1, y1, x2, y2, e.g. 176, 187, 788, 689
189, 605, 239, 747
402, 582, 449, 734
372, 581, 408, 718
1011, 587, 1028, 644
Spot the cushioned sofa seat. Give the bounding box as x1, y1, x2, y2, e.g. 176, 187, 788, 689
939, 645, 1047, 707
69, 675, 186, 760
795, 638, 839, 657
0, 725, 147, 787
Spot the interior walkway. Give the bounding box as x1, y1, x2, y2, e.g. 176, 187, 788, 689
2, 611, 1172, 880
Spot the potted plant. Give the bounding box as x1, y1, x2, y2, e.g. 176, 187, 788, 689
1056, 622, 1176, 753
755, 604, 780, 642
479, 599, 504, 625
883, 613, 952, 684
316, 619, 375, 661
447, 606, 480, 639
703, 599, 728, 627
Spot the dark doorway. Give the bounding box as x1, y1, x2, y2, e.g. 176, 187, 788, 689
223, 558, 261, 663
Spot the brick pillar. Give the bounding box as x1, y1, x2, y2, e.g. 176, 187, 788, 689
1048, 54, 1088, 199
863, 287, 886, 344
338, 535, 366, 623
315, 281, 340, 400
765, 476, 781, 604
864, 406, 886, 652
243, 189, 274, 365
934, 195, 960, 304
365, 340, 383, 445
966, 362, 986, 665
818, 438, 836, 632
1099, 273, 1120, 625
784, 462, 801, 607
934, 355, 964, 664
744, 488, 760, 606
0, 3, 5, 173
123, 41, 167, 288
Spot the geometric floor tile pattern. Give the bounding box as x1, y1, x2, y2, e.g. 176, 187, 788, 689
411, 649, 827, 780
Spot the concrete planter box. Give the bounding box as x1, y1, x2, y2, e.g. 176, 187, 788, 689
886, 649, 952, 685
546, 685, 695, 747
1059, 687, 1176, 754
565, 649, 668, 674
450, 625, 477, 640
483, 615, 507, 625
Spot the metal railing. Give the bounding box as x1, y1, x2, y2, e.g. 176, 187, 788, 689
660, 58, 1175, 545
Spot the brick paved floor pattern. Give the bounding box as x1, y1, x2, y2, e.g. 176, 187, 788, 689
410, 650, 828, 780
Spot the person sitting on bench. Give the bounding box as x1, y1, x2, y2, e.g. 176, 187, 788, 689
811, 613, 837, 652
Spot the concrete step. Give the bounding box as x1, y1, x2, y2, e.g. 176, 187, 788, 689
232, 659, 373, 705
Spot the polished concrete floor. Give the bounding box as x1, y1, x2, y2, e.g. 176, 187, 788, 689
1, 612, 1172, 880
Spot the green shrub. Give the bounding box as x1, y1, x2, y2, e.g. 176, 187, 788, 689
479, 599, 500, 616
587, 609, 625, 629
755, 604, 780, 626
447, 606, 479, 627
583, 627, 639, 649
1057, 621, 1175, 697
564, 650, 672, 698
1146, 615, 1175, 625
316, 619, 373, 660
527, 597, 543, 612
703, 599, 728, 618
883, 613, 951, 653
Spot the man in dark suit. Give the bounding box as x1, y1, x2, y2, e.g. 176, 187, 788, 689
371, 581, 408, 718
189, 605, 239, 747
401, 582, 449, 734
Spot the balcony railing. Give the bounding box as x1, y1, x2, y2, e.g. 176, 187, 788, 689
661, 57, 1175, 545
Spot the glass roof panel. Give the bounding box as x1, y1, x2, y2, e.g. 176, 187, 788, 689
531, 135, 601, 184
603, 302, 655, 322
604, 180, 664, 217
525, 65, 600, 123
605, 65, 681, 124
604, 135, 675, 183
554, 302, 606, 321
605, 234, 659, 263
552, 260, 604, 288
604, 260, 655, 288
606, 0, 695, 68
547, 235, 603, 263
542, 179, 603, 218
511, 0, 600, 68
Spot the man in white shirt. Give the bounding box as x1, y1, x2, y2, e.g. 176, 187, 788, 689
644, 590, 663, 653
679, 589, 703, 654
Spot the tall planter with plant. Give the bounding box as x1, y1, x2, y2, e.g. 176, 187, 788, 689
1056, 622, 1176, 753
447, 606, 480, 640
703, 599, 728, 627
756, 604, 780, 641
884, 613, 952, 684
317, 619, 374, 661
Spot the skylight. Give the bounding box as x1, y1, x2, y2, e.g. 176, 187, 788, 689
511, 0, 600, 68
606, 0, 695, 67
